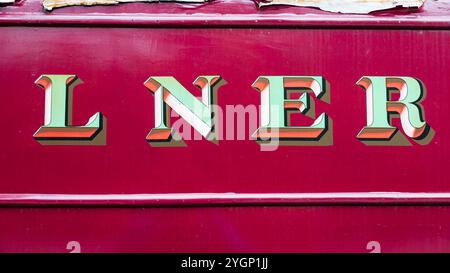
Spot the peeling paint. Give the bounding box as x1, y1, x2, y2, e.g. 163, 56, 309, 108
43, 0, 208, 11
256, 0, 426, 14
41, 0, 425, 13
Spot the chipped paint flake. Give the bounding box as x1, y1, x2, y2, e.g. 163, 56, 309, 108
257, 0, 426, 14
43, 0, 208, 11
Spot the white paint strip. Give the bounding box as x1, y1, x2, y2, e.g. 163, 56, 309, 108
258, 0, 425, 14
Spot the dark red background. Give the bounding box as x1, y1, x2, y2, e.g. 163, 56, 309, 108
0, 0, 449, 252
0, 27, 448, 193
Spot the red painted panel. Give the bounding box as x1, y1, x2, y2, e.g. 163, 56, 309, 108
0, 27, 448, 194
0, 0, 450, 253
2, 207, 450, 253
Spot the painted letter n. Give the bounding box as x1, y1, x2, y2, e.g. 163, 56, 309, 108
144, 76, 225, 147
